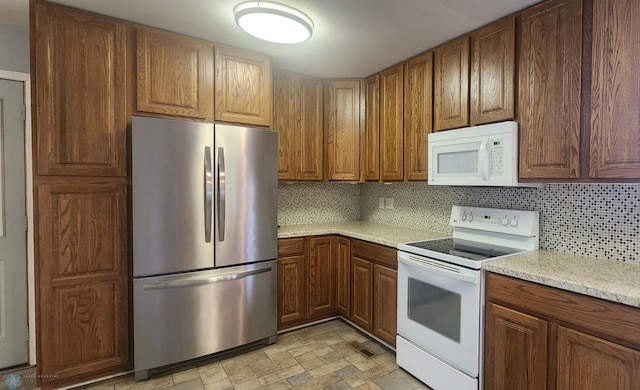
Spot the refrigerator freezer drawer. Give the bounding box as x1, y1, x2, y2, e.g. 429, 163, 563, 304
133, 260, 277, 378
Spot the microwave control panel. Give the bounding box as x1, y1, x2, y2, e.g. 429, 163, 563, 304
489, 140, 504, 175
450, 205, 539, 237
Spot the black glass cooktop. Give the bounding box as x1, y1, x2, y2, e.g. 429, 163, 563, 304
403, 237, 523, 261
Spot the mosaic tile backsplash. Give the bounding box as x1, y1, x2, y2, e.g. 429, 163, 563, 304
278, 182, 640, 263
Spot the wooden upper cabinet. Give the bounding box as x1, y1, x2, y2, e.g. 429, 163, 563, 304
273, 70, 323, 180
471, 16, 515, 125
589, 0, 640, 179
519, 0, 582, 179
363, 75, 380, 181
214, 45, 272, 127
33, 2, 128, 177
135, 26, 213, 120
325, 80, 362, 181
36, 178, 130, 387
434, 35, 470, 131
380, 64, 405, 181
404, 51, 433, 181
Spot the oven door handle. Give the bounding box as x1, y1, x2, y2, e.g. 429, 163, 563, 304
398, 254, 480, 284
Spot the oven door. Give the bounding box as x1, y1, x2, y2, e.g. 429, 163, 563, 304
397, 251, 482, 377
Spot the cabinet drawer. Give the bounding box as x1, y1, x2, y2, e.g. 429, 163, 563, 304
487, 273, 640, 348
278, 238, 305, 256
352, 239, 397, 269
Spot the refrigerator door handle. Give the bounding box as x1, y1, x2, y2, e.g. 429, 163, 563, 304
141, 267, 272, 290
218, 146, 226, 242
204, 146, 212, 242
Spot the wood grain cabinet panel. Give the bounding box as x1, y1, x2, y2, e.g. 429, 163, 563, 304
363, 75, 380, 181
404, 51, 433, 181
589, 0, 640, 179
350, 256, 373, 331
135, 26, 213, 120
36, 179, 129, 387
518, 0, 582, 179
335, 237, 351, 317
434, 35, 470, 131
557, 326, 640, 390
471, 16, 515, 125
307, 237, 336, 317
214, 45, 272, 127
33, 2, 128, 177
380, 64, 405, 181
273, 70, 324, 181
277, 254, 306, 326
373, 265, 397, 346
484, 303, 548, 390
325, 80, 362, 181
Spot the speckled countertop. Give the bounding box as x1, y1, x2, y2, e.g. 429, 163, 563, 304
483, 250, 640, 308
277, 221, 449, 248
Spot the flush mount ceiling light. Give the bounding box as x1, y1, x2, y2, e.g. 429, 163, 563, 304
234, 1, 314, 44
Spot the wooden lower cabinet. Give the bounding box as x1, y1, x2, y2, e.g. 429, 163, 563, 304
373, 265, 397, 346
350, 256, 373, 331
36, 178, 130, 388
335, 237, 351, 317
485, 273, 640, 390
277, 236, 337, 330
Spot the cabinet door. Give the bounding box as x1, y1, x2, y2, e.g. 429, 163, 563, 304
135, 27, 213, 120
298, 75, 324, 180
380, 64, 405, 181
363, 75, 380, 181
214, 46, 272, 127
307, 237, 336, 317
350, 256, 373, 331
273, 70, 298, 180
434, 35, 470, 131
404, 51, 433, 181
589, 0, 640, 179
557, 326, 640, 390
36, 179, 130, 387
277, 255, 306, 328
519, 0, 582, 179
471, 16, 515, 125
373, 265, 397, 346
484, 303, 548, 390
325, 80, 362, 181
336, 237, 351, 317
33, 2, 128, 177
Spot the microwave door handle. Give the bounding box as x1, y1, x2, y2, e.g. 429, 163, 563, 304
478, 139, 490, 181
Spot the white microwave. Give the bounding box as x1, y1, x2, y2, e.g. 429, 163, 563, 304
428, 121, 538, 187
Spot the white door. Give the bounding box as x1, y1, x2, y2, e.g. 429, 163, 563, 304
0, 78, 28, 368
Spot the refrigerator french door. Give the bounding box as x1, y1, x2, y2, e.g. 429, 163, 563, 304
132, 116, 278, 380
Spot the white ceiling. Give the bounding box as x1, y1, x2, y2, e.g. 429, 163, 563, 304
0, 0, 541, 78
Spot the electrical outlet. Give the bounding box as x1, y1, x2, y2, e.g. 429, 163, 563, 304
385, 197, 394, 209
378, 197, 385, 209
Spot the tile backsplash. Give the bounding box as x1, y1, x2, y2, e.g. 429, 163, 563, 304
278, 182, 640, 263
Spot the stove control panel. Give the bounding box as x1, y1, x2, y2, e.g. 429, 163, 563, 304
450, 205, 539, 236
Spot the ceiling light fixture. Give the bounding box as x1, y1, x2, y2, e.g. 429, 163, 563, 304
234, 1, 314, 44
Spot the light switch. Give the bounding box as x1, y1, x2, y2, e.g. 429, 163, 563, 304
385, 197, 394, 209
378, 197, 385, 209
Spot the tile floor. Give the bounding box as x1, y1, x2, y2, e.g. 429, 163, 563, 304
80, 319, 430, 390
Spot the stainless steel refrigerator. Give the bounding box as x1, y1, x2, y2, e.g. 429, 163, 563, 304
131, 116, 278, 380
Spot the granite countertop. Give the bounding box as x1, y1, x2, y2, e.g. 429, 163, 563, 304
277, 221, 449, 248
483, 250, 640, 308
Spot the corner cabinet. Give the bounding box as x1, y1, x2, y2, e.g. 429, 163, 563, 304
325, 80, 362, 181
485, 273, 640, 390
214, 45, 272, 127
404, 51, 433, 181
273, 70, 323, 180
588, 0, 640, 179
33, 1, 128, 177
518, 0, 583, 179
471, 16, 515, 125
363, 75, 381, 181
135, 26, 214, 120
434, 35, 470, 131
379, 64, 405, 181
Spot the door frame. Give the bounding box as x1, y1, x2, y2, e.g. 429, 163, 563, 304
0, 69, 35, 365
